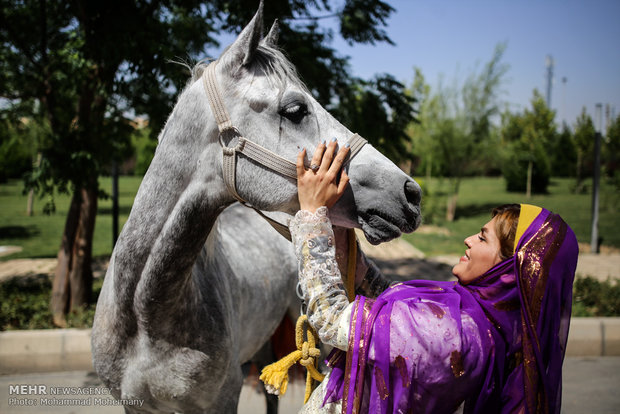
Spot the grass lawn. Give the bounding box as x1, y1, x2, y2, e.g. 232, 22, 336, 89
0, 175, 618, 260
1, 175, 619, 328
0, 176, 143, 260
404, 176, 619, 257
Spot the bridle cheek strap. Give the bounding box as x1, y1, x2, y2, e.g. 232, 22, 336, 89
202, 61, 367, 240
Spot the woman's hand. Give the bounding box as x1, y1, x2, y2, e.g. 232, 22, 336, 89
296, 139, 350, 213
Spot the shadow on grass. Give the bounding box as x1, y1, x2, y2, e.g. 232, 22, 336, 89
0, 225, 40, 240
454, 202, 504, 219
97, 206, 133, 216
373, 257, 455, 283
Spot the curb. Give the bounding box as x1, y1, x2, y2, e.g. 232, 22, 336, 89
1, 318, 619, 374
566, 318, 620, 357
0, 329, 92, 374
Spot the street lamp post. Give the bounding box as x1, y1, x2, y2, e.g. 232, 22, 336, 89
590, 103, 603, 253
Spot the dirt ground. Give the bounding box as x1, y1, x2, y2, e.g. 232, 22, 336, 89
1, 229, 618, 283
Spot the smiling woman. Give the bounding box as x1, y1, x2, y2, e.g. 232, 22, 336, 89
452, 204, 520, 284
283, 142, 579, 414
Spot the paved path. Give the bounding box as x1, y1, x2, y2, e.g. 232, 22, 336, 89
2, 357, 619, 413
1, 236, 618, 413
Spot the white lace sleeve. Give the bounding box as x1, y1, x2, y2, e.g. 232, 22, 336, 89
289, 207, 353, 350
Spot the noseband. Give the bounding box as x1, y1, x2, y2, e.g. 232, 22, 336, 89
202, 61, 366, 239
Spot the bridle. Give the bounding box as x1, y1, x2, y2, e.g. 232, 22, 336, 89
202, 61, 367, 240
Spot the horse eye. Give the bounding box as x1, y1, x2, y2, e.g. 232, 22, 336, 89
279, 102, 309, 124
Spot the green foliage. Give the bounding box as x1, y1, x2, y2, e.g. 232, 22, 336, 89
131, 127, 157, 176
502, 137, 551, 193
332, 74, 418, 164
1, 0, 411, 253
0, 276, 102, 330
573, 108, 596, 163
0, 276, 52, 330
573, 107, 596, 192
0, 119, 34, 182
1, 0, 222, 196
603, 114, 620, 178
448, 43, 509, 178
550, 123, 577, 177
408, 44, 508, 220
340, 0, 395, 45
572, 276, 620, 317
2, 0, 410, 315
408, 68, 436, 177
209, 0, 413, 161
404, 176, 620, 256
500, 90, 555, 194
0, 100, 49, 182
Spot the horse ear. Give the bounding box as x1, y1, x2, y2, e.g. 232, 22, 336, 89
222, 0, 264, 69
262, 19, 279, 47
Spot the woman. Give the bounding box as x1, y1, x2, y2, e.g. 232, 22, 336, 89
287, 140, 578, 414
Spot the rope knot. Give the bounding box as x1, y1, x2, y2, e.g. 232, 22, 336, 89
260, 315, 325, 403
300, 342, 321, 367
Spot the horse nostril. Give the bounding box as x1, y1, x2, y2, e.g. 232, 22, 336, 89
405, 180, 422, 206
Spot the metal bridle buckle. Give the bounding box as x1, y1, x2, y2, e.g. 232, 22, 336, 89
218, 127, 244, 153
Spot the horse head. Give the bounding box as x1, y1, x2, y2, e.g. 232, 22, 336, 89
184, 1, 421, 244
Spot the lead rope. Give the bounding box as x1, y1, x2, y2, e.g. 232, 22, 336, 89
346, 228, 358, 302
260, 228, 357, 403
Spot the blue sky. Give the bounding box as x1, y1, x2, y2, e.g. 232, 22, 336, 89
214, 0, 619, 130
328, 0, 620, 129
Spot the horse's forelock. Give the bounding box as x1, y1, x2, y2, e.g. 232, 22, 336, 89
189, 44, 307, 94
250, 45, 308, 93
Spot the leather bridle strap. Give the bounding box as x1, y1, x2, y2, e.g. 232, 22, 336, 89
202, 61, 367, 240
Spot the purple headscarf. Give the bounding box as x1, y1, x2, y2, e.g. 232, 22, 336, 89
324, 205, 578, 414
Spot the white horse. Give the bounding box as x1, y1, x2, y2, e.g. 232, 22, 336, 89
91, 3, 421, 413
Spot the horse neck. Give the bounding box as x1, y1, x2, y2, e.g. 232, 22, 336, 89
112, 88, 232, 324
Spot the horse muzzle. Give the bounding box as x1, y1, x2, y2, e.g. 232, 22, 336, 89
351, 170, 422, 245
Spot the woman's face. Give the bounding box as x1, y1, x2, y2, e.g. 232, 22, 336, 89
452, 217, 503, 284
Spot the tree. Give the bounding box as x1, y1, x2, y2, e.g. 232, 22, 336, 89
331, 73, 418, 164
0, 112, 42, 183
573, 107, 596, 193
550, 122, 577, 177
215, 0, 416, 160
415, 44, 509, 221
604, 114, 620, 178
1, 0, 410, 325
602, 114, 620, 203
501, 90, 555, 195
408, 67, 436, 178
1, 0, 219, 326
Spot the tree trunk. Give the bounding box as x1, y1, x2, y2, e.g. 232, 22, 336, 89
446, 179, 460, 222
526, 160, 533, 199
26, 190, 35, 217
51, 186, 97, 327
69, 186, 97, 309
575, 151, 583, 193
26, 153, 42, 216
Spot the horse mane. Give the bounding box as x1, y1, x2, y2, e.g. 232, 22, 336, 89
155, 44, 308, 145
190, 43, 308, 93
250, 44, 309, 93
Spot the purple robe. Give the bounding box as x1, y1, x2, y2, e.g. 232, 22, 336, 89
324, 206, 578, 414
